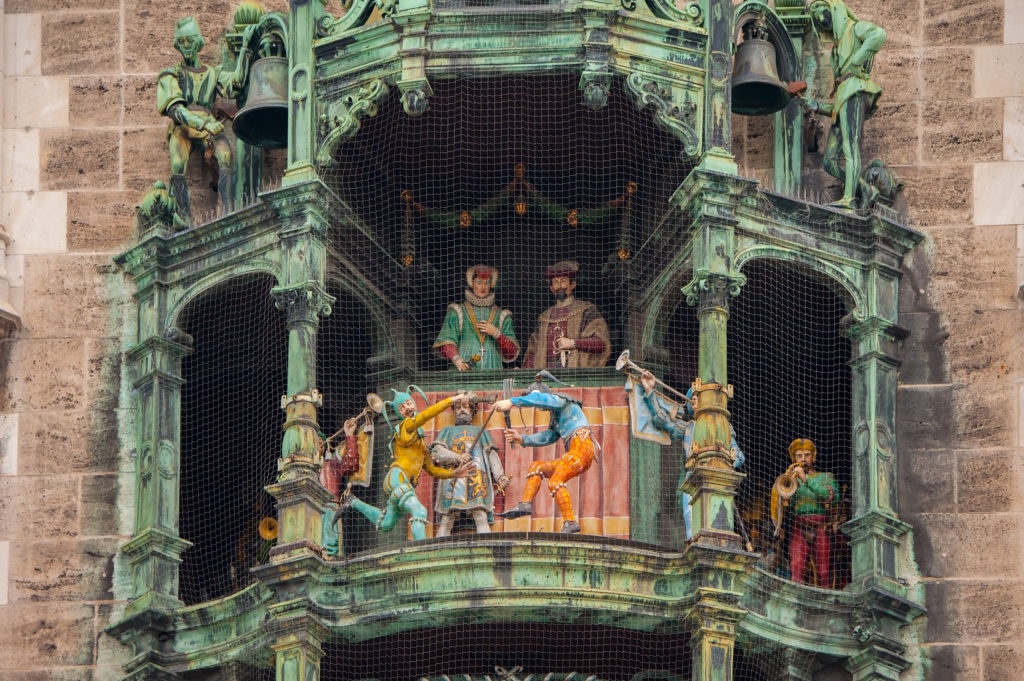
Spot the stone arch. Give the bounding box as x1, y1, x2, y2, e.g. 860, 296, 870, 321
734, 244, 864, 315
168, 262, 283, 334
174, 271, 288, 605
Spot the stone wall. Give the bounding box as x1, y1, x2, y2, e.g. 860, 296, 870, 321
0, 1, 285, 677
0, 0, 1021, 680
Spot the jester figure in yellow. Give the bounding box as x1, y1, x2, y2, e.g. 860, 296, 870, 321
339, 388, 473, 541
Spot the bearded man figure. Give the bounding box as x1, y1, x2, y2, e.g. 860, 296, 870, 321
524, 260, 610, 369
431, 394, 511, 536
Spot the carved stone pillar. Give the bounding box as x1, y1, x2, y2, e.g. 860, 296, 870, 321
107, 328, 194, 681
681, 273, 746, 549
700, 0, 737, 173
773, 2, 810, 195
269, 614, 328, 681
683, 546, 752, 681
272, 283, 334, 460
843, 311, 910, 590
676, 170, 752, 548
122, 329, 195, 616
270, 282, 335, 558
285, 0, 326, 184
840, 262, 923, 680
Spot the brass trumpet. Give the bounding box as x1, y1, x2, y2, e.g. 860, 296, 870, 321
323, 393, 383, 450
773, 463, 804, 499
615, 349, 690, 401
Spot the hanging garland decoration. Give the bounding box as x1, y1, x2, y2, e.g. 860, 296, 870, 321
400, 162, 634, 239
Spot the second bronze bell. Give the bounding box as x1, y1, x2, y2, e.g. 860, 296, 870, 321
233, 56, 289, 149
732, 23, 791, 116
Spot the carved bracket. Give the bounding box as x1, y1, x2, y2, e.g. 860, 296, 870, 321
315, 79, 390, 166
624, 73, 700, 159
681, 270, 746, 308
580, 26, 613, 111
400, 81, 432, 117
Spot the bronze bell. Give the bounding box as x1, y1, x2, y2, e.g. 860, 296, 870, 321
731, 29, 791, 116
233, 56, 289, 149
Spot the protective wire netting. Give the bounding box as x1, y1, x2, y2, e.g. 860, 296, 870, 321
728, 259, 853, 590
323, 73, 691, 370
174, 70, 856, 679
318, 71, 694, 550
178, 274, 287, 605
320, 624, 691, 681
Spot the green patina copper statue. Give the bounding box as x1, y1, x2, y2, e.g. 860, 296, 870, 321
801, 0, 885, 210
158, 16, 253, 228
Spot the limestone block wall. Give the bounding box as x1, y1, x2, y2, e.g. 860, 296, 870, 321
0, 0, 285, 677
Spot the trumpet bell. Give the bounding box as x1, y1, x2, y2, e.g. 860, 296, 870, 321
366, 392, 384, 414
774, 473, 798, 499
258, 516, 278, 540
615, 349, 632, 372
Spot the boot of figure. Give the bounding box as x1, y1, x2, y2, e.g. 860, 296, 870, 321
169, 173, 191, 230
218, 168, 236, 214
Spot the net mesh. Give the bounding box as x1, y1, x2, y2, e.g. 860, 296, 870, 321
324, 73, 690, 368
728, 259, 853, 590
321, 624, 691, 681
174, 71, 856, 677
178, 274, 287, 605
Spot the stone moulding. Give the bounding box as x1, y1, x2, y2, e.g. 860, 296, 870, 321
129, 535, 874, 674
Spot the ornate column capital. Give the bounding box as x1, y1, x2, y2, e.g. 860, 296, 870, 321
272, 282, 335, 326
682, 270, 747, 309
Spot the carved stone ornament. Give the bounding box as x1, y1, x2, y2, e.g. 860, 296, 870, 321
402, 87, 430, 117
271, 283, 335, 325
682, 270, 747, 308
136, 181, 177, 233
851, 602, 879, 643
623, 73, 699, 158
162, 325, 195, 347
582, 81, 610, 111
316, 79, 390, 166
375, 0, 398, 18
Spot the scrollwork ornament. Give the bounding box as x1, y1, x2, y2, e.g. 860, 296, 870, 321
620, 0, 637, 10
684, 2, 702, 22
375, 0, 398, 18
624, 73, 700, 159
315, 79, 390, 166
